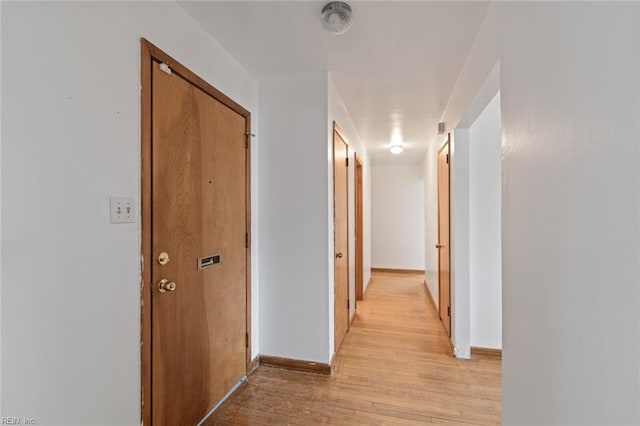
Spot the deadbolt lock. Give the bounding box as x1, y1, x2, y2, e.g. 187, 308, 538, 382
158, 252, 170, 265
158, 279, 177, 293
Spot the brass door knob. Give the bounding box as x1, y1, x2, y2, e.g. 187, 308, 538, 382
435, 244, 443, 249
158, 279, 177, 293
336, 252, 344, 259
158, 252, 170, 265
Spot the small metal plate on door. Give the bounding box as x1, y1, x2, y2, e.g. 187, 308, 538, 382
198, 254, 221, 270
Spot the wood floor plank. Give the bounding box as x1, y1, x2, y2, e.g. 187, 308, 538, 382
205, 272, 502, 425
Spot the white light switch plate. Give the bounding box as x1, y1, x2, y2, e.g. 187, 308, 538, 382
110, 197, 135, 224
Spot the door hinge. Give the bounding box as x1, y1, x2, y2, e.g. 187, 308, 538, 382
245, 233, 249, 248
245, 332, 249, 348
447, 306, 451, 317
346, 157, 349, 167
446, 154, 449, 164
245, 133, 250, 149
159, 62, 172, 75
347, 299, 350, 309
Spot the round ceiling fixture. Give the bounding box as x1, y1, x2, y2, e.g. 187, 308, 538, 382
390, 127, 404, 154
390, 143, 404, 154
321, 2, 353, 35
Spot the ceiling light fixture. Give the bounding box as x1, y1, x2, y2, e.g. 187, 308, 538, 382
321, 2, 353, 35
390, 127, 404, 154
390, 143, 404, 154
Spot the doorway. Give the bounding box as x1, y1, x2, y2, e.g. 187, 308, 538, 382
437, 134, 451, 336
141, 39, 252, 425
333, 121, 350, 351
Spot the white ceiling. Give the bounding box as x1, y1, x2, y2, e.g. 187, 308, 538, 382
180, 1, 490, 164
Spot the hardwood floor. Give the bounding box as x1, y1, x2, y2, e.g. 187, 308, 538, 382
205, 271, 502, 425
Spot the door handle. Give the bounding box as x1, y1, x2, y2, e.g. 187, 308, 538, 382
336, 252, 343, 259
435, 244, 443, 249
158, 279, 177, 293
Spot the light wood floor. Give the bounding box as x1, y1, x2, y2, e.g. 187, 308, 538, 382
205, 271, 502, 425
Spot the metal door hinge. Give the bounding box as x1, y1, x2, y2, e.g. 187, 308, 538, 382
346, 158, 349, 167
159, 63, 172, 75
347, 300, 350, 309
245, 132, 256, 149
447, 306, 451, 316
245, 233, 249, 248
245, 333, 249, 348
446, 154, 449, 164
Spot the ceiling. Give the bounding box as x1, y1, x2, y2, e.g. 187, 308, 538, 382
180, 1, 490, 164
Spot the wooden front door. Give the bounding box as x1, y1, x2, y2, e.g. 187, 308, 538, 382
437, 135, 451, 336
333, 123, 349, 351
144, 41, 250, 425
355, 153, 364, 302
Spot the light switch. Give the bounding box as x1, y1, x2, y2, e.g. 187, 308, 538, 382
110, 197, 135, 224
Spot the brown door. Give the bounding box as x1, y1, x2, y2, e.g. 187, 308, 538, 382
334, 123, 349, 351
437, 135, 451, 336
150, 60, 248, 425
354, 154, 364, 301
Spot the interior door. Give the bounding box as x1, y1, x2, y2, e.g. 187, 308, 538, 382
355, 154, 364, 302
151, 61, 248, 425
437, 136, 451, 336
334, 124, 349, 351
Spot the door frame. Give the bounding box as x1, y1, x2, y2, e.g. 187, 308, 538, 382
332, 121, 350, 350
354, 153, 364, 302
140, 39, 252, 426
437, 134, 451, 336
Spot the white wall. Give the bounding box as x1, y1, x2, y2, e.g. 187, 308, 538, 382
433, 1, 640, 423
258, 72, 331, 363
258, 74, 373, 363
0, 2, 3, 412
451, 64, 501, 359
371, 164, 425, 270
425, 2, 501, 360
328, 77, 372, 323
440, 2, 500, 134
499, 3, 639, 423
469, 92, 502, 350
449, 130, 471, 359
1, 2, 259, 424
423, 140, 440, 304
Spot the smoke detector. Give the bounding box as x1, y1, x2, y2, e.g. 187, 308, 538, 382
321, 2, 353, 35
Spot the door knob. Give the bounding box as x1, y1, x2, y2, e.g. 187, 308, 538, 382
435, 244, 443, 249
336, 252, 343, 259
158, 279, 177, 293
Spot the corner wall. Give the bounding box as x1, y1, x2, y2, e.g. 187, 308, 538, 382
1, 2, 259, 424
258, 74, 372, 363
432, 1, 640, 423
469, 92, 502, 350
449, 130, 471, 358
258, 72, 331, 363
328, 77, 372, 325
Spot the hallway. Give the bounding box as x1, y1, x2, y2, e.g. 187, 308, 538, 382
206, 271, 501, 425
